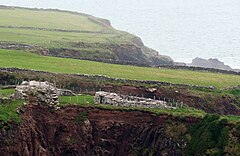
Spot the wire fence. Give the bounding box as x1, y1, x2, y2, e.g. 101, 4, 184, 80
0, 80, 187, 108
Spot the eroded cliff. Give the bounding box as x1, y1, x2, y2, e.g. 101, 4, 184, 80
0, 105, 196, 156
0, 104, 239, 156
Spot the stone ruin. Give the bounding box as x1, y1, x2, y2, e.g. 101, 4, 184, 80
14, 81, 59, 106
94, 91, 176, 109
14, 81, 74, 107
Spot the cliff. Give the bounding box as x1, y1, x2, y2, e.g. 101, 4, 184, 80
0, 105, 239, 156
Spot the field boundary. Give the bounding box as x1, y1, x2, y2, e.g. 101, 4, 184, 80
0, 67, 216, 90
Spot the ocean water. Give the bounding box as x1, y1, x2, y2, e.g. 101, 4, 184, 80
1, 0, 240, 68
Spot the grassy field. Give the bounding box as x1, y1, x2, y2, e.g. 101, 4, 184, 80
0, 7, 134, 47
0, 89, 15, 97
0, 6, 139, 63
0, 7, 108, 31
1, 49, 240, 89
59, 95, 94, 105
0, 27, 133, 47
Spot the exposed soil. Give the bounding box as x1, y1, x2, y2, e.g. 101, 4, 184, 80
110, 85, 240, 115
0, 105, 198, 156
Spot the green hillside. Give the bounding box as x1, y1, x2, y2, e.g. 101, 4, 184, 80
0, 8, 107, 31
0, 7, 135, 45
0, 6, 173, 65
0, 49, 240, 89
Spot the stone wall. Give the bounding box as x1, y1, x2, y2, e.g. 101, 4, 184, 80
157, 65, 240, 75
94, 91, 180, 109
0, 67, 216, 90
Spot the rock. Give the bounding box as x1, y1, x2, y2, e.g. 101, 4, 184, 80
147, 88, 157, 93
189, 57, 234, 71
94, 91, 176, 109
56, 89, 75, 96
14, 81, 59, 106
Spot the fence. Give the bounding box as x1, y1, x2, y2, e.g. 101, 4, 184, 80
0, 80, 187, 108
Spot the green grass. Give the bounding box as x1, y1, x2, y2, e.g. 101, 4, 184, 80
59, 95, 240, 122
59, 95, 94, 105
0, 27, 132, 47
226, 89, 240, 96
1, 49, 240, 89
0, 8, 107, 31
0, 7, 135, 48
221, 115, 240, 124
98, 104, 207, 118
0, 100, 24, 123
0, 89, 15, 97
59, 95, 206, 118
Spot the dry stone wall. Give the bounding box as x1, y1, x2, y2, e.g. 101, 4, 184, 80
94, 91, 179, 109
0, 68, 217, 90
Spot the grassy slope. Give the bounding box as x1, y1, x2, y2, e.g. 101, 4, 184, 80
1, 49, 240, 89
0, 7, 134, 47
0, 8, 104, 31
0, 100, 24, 123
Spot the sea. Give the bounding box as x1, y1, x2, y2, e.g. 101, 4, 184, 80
1, 0, 240, 69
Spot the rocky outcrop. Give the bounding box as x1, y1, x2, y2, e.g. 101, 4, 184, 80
189, 57, 238, 71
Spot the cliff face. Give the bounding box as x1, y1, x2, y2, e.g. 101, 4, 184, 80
0, 105, 197, 156
0, 105, 239, 156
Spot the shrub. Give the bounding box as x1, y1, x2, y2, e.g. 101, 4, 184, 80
186, 114, 229, 156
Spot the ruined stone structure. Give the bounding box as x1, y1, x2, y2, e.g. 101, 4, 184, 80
14, 81, 59, 106
94, 91, 176, 109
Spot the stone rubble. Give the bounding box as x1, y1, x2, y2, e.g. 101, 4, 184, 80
0, 97, 12, 104
14, 81, 59, 106
94, 91, 177, 109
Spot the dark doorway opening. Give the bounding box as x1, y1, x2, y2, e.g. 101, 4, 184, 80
100, 96, 104, 104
